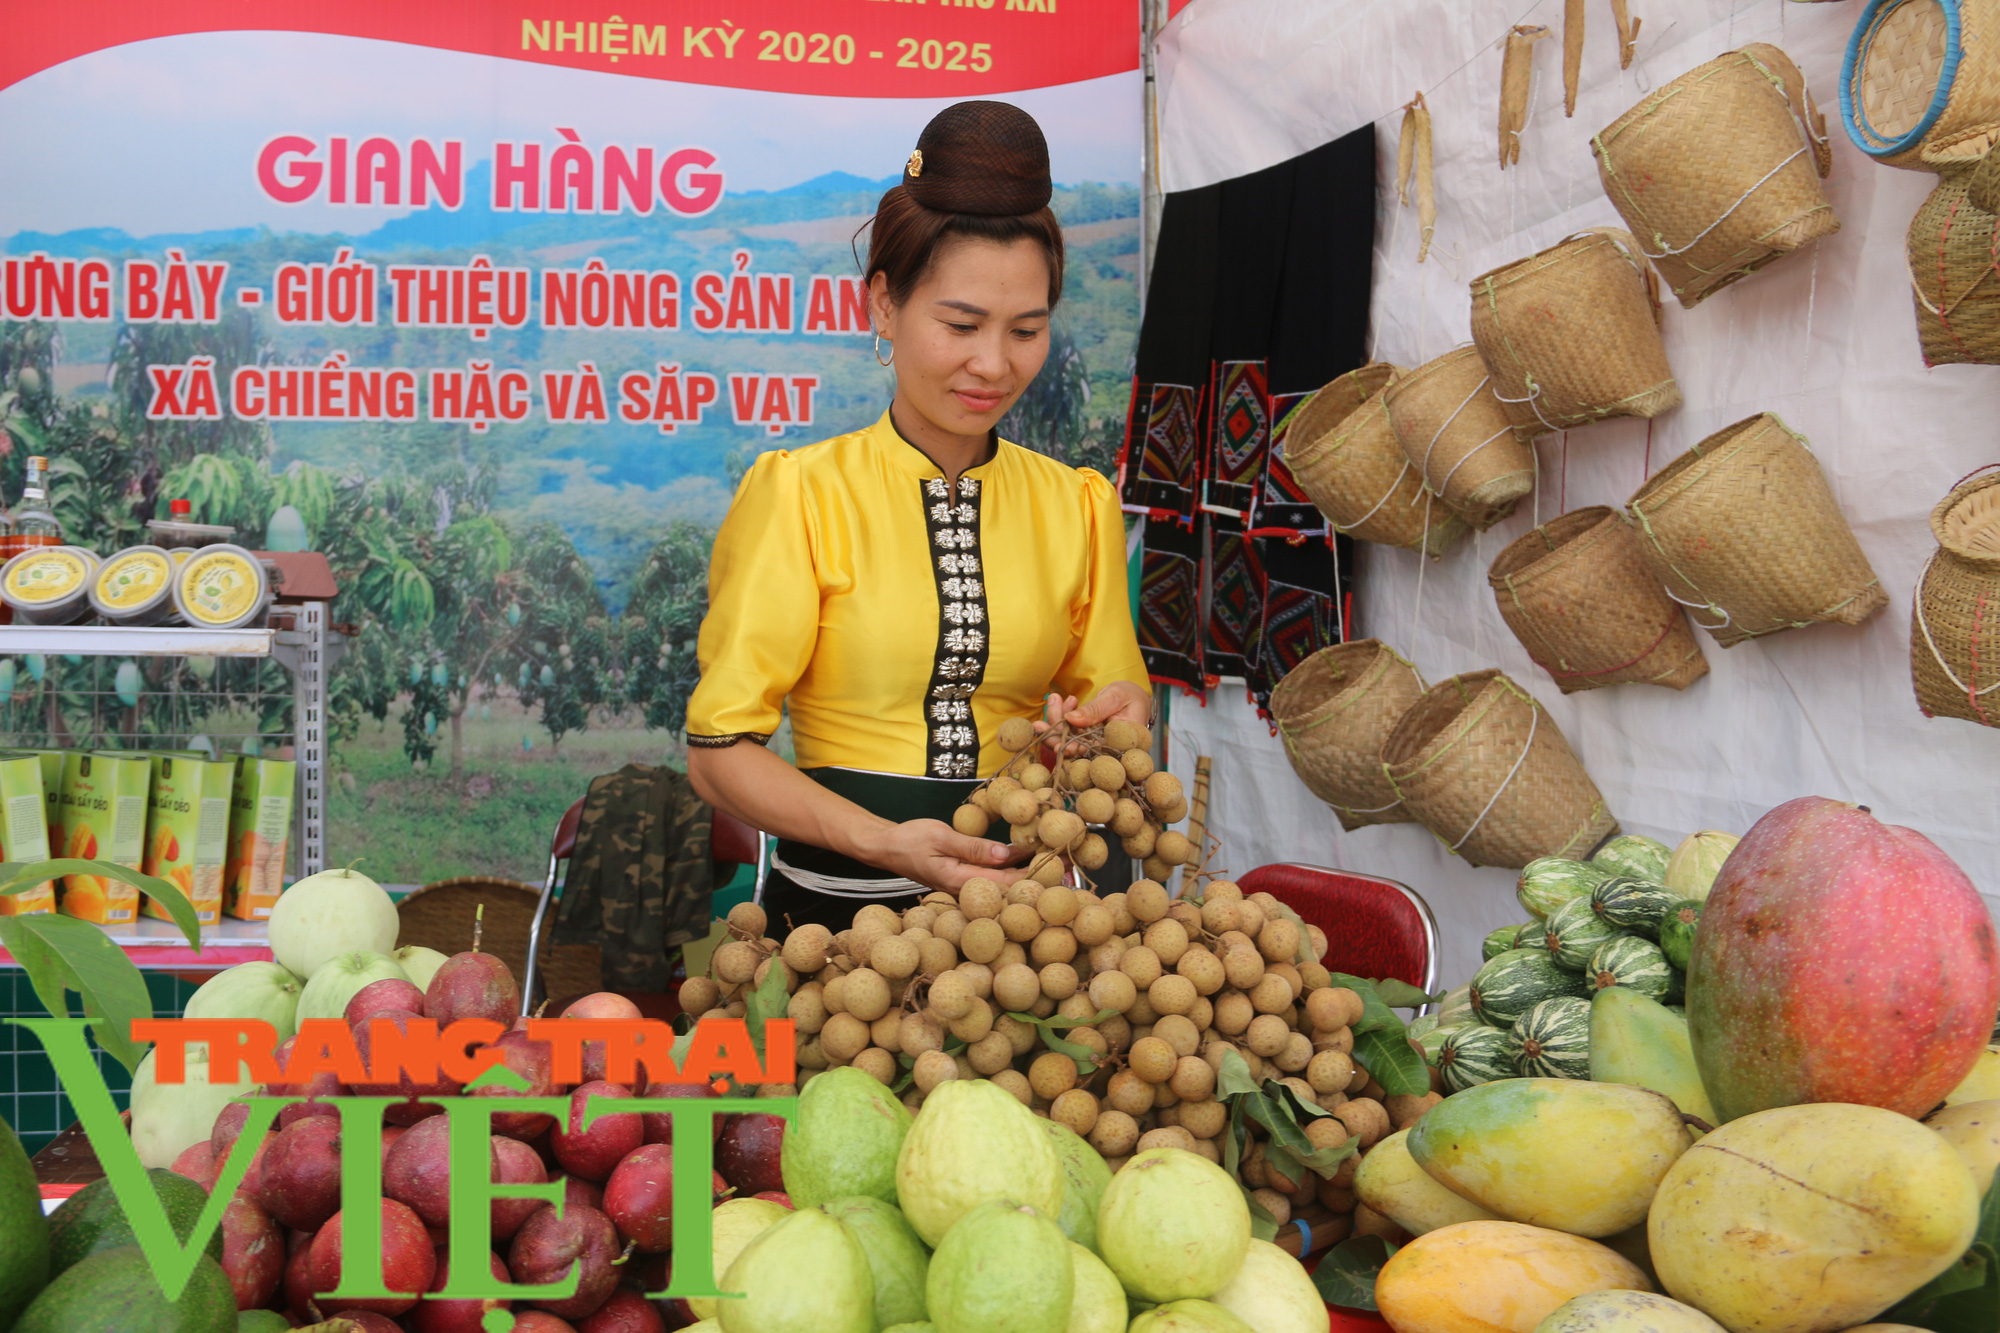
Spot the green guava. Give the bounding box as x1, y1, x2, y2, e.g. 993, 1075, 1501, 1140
1097, 1149, 1250, 1303
925, 1201, 1073, 1333
1066, 1241, 1127, 1333
824, 1197, 931, 1329
687, 1197, 792, 1320
1128, 1300, 1258, 1332
895, 1080, 1064, 1246
718, 1205, 874, 1333
882, 1326, 936, 1333
1036, 1118, 1113, 1254
1208, 1238, 1329, 1333
782, 1066, 915, 1208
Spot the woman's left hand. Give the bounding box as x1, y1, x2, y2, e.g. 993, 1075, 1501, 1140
1033, 680, 1152, 736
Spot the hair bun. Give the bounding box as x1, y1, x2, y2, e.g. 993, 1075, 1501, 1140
902, 100, 1052, 217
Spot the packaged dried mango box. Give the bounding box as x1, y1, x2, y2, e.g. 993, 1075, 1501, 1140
222, 756, 295, 921
141, 752, 236, 925
0, 750, 55, 915
56, 750, 153, 923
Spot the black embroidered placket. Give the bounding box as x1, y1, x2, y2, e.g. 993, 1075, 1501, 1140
920, 475, 989, 779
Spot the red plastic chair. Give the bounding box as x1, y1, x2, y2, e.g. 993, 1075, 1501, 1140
1236, 864, 1441, 1002
521, 797, 767, 1014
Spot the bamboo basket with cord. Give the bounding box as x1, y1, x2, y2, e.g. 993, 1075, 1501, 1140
1912, 467, 2000, 727
1269, 640, 1426, 830
1283, 363, 1470, 557
1384, 346, 1536, 530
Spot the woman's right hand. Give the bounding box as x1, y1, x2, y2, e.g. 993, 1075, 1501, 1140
861, 818, 1029, 893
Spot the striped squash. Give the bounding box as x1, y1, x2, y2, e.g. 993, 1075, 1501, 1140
1435, 982, 1477, 1029
1591, 834, 1671, 881
1483, 924, 1522, 961
1508, 996, 1593, 1079
1544, 896, 1623, 972
1510, 920, 1546, 951
1587, 935, 1677, 1003
1438, 1023, 1515, 1093
1470, 948, 1591, 1028
1516, 856, 1614, 920
1589, 876, 1680, 939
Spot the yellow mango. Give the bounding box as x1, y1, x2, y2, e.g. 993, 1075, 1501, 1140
1928, 1099, 2000, 1195
1649, 1103, 1980, 1333
1377, 1221, 1649, 1333
1534, 1290, 1725, 1333
1356, 1130, 1503, 1236
1943, 1049, 2000, 1107
1408, 1079, 1691, 1237
1842, 1327, 1936, 1333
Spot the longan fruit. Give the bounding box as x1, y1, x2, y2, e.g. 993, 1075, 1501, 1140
1143, 919, 1190, 967
930, 909, 968, 947
855, 902, 901, 932
1127, 880, 1170, 923
1125, 994, 1159, 1028
996, 942, 1029, 970
1223, 947, 1266, 991
1088, 970, 1137, 1013
1108, 1069, 1162, 1117
1103, 893, 1137, 935
955, 961, 994, 998
820, 1013, 870, 1063
1036, 883, 1078, 926
1298, 961, 1332, 991
993, 962, 1042, 1013
1154, 797, 1189, 826
1268, 962, 1303, 1002
1072, 904, 1115, 948
1089, 755, 1128, 791
1074, 788, 1116, 825
1258, 918, 1302, 964
1090, 1109, 1140, 1157
821, 974, 849, 1015
1201, 898, 1241, 936
1246, 1013, 1291, 1058
1051, 1088, 1100, 1137
1122, 749, 1156, 783
1306, 1049, 1354, 1095
1103, 719, 1144, 752
1305, 923, 1329, 961
990, 1068, 1034, 1106
904, 904, 939, 931
959, 917, 1006, 965
1118, 945, 1164, 989
1203, 879, 1242, 903
1213, 990, 1254, 1035
1152, 1014, 1200, 1058
1148, 974, 1197, 1016
967, 1030, 1015, 1074
1169, 1055, 1217, 1102
782, 924, 834, 973
997, 717, 1036, 752
727, 901, 768, 938
1067, 1026, 1109, 1061
1039, 809, 1085, 851
1020, 763, 1052, 791
948, 994, 995, 1043
863, 935, 915, 982
904, 1010, 948, 1055
1172, 951, 1225, 1004
1250, 974, 1294, 1015
912, 1048, 958, 1094
1040, 962, 1080, 1001
999, 903, 1043, 943
1030, 1051, 1079, 1100
1057, 992, 1099, 1024
1141, 1127, 1199, 1155
787, 986, 828, 1035
1168, 900, 1204, 931
1030, 928, 1077, 969
713, 941, 759, 986
922, 937, 960, 976
1009, 822, 1039, 847
1109, 799, 1147, 838
1143, 771, 1181, 807
1252, 1189, 1292, 1227
997, 1014, 1040, 1057
849, 1046, 896, 1084
1336, 1097, 1392, 1150
679, 975, 721, 1015
960, 879, 1004, 920
870, 1014, 905, 1053
951, 804, 990, 837
1316, 1026, 1356, 1056
998, 790, 1041, 826
1029, 854, 1067, 888
1306, 987, 1356, 1031
928, 970, 976, 1021
1142, 855, 1175, 884
1178, 1097, 1227, 1139
843, 969, 892, 1023
1074, 834, 1110, 872
1127, 1036, 1179, 1084
1121, 826, 1159, 861
1276, 1031, 1315, 1072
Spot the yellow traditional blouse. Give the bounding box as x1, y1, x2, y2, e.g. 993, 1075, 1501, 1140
687, 410, 1147, 780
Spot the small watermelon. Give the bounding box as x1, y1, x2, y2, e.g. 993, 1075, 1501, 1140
1508, 996, 1593, 1079
1590, 876, 1679, 939
1591, 834, 1671, 881
1482, 925, 1520, 962
1516, 856, 1613, 920
1587, 936, 1678, 1004
1438, 1024, 1514, 1093
1470, 948, 1590, 1028
1544, 896, 1623, 972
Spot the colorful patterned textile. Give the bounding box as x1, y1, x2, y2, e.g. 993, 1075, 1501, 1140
1205, 359, 1271, 518
1120, 381, 1202, 518
1248, 534, 1349, 714
1205, 518, 1263, 682
1253, 390, 1325, 534
1138, 515, 1204, 696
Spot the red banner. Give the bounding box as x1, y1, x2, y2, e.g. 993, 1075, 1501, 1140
3, 0, 1136, 98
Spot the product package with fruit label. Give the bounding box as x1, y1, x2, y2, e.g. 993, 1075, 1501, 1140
0, 750, 55, 915
222, 756, 295, 920
30, 750, 63, 852
141, 752, 236, 926
56, 751, 153, 923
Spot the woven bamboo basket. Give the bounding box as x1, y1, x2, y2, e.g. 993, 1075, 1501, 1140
1907, 166, 2000, 364
1594, 44, 1838, 308
1384, 346, 1536, 530
1381, 669, 1618, 870
1488, 506, 1709, 694
396, 877, 604, 1008
1270, 639, 1427, 830
1972, 144, 2000, 209
1284, 363, 1470, 557
1625, 413, 1887, 649
1913, 469, 2000, 725
1470, 229, 1682, 437
1842, 0, 2000, 170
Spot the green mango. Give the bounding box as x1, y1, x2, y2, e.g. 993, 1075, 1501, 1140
1589, 987, 1718, 1125
1408, 1078, 1691, 1237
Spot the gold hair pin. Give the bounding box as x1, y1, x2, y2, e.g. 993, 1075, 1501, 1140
906, 149, 924, 178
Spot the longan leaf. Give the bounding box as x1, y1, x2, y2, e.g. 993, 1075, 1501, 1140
1259, 1078, 1357, 1180
1215, 1045, 1261, 1100
1313, 1235, 1395, 1311
1263, 1077, 1335, 1122
1240, 1184, 1280, 1244
1239, 1087, 1315, 1157
1004, 1011, 1105, 1076
1259, 898, 1319, 967
1221, 1099, 1247, 1177
1370, 978, 1442, 1010
1326, 973, 1424, 1034
743, 955, 792, 1060
1352, 1025, 1431, 1098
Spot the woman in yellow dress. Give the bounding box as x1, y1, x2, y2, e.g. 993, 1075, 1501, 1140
685, 101, 1151, 926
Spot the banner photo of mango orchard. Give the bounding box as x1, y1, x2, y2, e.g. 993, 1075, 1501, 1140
0, 2, 1143, 882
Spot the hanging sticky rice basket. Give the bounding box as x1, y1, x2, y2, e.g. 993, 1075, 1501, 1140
1270, 639, 1426, 830
1913, 468, 2000, 726
1625, 413, 1887, 649
1488, 506, 1709, 694
1381, 669, 1618, 870
1907, 164, 2000, 364
1284, 363, 1470, 557
1469, 229, 1682, 438
1842, 0, 2000, 170
1594, 44, 1839, 307
1384, 346, 1536, 530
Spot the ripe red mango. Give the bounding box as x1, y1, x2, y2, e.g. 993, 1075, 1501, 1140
1688, 797, 2000, 1121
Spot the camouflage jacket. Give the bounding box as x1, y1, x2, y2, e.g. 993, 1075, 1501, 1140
552, 762, 720, 990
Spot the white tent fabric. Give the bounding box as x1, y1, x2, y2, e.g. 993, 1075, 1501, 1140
1151, 0, 2000, 991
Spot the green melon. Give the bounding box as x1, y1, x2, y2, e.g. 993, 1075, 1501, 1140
1543, 897, 1624, 972
1589, 877, 1679, 940
1591, 834, 1671, 881
1508, 996, 1593, 1080
1658, 899, 1702, 971
1516, 857, 1614, 920
1435, 983, 1476, 1029
1438, 1024, 1514, 1093
1471, 948, 1591, 1028
1587, 936, 1678, 1004
1511, 921, 1547, 951
1483, 925, 1522, 962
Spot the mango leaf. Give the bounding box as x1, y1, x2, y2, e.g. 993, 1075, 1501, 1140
743, 955, 792, 1060
1313, 1235, 1395, 1311
1240, 1184, 1279, 1243
0, 911, 157, 1073
1353, 1025, 1431, 1098
1880, 1166, 2000, 1333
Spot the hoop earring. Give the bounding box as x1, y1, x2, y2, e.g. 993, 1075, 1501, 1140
874, 332, 894, 367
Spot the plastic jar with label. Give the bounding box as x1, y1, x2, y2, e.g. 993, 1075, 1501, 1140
1, 547, 97, 624
172, 544, 271, 630
90, 546, 180, 626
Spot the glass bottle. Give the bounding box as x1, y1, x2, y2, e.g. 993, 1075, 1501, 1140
13, 455, 60, 548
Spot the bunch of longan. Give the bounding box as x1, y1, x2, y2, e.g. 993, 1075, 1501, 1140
950, 717, 1200, 887
677, 874, 1445, 1242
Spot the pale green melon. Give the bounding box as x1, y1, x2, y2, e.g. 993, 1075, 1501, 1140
894, 1080, 1063, 1247
924, 1201, 1072, 1333
782, 1066, 913, 1208
1097, 1149, 1249, 1302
